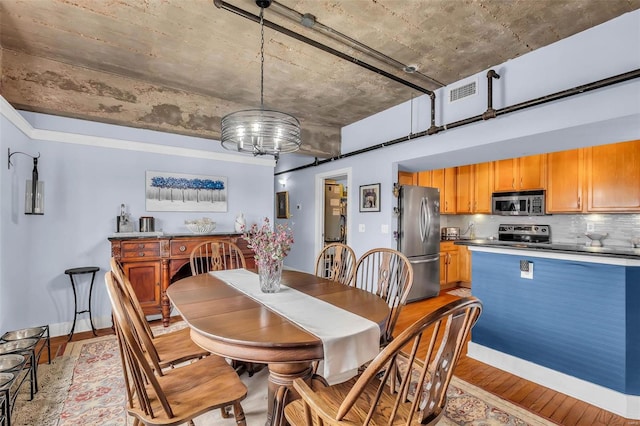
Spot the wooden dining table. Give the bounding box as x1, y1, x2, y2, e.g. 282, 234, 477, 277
166, 269, 390, 426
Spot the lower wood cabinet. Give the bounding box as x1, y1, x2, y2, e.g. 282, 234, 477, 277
458, 245, 472, 284
109, 233, 255, 326
440, 242, 460, 289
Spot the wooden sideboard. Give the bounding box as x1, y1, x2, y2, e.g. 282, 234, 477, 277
109, 233, 255, 326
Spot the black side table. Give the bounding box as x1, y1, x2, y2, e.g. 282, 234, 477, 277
64, 266, 100, 341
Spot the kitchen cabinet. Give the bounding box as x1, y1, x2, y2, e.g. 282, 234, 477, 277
458, 245, 472, 285
439, 241, 459, 288
398, 171, 417, 186
432, 167, 457, 214
546, 148, 585, 213
109, 233, 254, 326
456, 162, 493, 214
493, 154, 546, 192
417, 170, 432, 187
587, 140, 640, 212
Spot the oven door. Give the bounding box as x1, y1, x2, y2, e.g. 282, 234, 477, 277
492, 196, 528, 215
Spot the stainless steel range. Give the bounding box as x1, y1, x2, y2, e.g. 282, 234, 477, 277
498, 224, 551, 244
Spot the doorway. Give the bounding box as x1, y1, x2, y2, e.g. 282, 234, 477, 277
314, 168, 352, 254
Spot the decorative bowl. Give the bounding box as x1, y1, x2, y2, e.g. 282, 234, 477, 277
185, 218, 216, 234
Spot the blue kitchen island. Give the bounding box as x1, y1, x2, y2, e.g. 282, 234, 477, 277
456, 241, 640, 420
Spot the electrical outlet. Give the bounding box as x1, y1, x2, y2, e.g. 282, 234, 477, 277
587, 222, 595, 232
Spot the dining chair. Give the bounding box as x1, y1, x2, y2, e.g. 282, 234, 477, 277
110, 258, 209, 369
352, 248, 414, 346
188, 243, 264, 377
105, 272, 248, 426
189, 240, 246, 275
284, 297, 483, 426
314, 243, 356, 286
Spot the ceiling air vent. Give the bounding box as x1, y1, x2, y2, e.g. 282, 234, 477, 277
449, 80, 477, 103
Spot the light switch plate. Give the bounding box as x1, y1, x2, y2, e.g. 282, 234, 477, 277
359, 224, 365, 232
381, 224, 389, 234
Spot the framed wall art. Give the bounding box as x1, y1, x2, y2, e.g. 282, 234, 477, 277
145, 171, 228, 212
359, 183, 380, 212
276, 191, 290, 219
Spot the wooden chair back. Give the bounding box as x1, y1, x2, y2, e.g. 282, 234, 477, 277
189, 240, 246, 275
110, 257, 154, 339
108, 262, 166, 374
314, 243, 356, 286
285, 297, 483, 425
353, 248, 414, 345
106, 272, 175, 418
106, 271, 247, 425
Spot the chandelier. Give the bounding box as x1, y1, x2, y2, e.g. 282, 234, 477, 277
220, 0, 302, 158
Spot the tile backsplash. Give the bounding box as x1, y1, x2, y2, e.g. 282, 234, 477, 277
443, 213, 640, 248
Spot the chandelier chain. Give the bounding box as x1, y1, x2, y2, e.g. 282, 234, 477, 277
260, 7, 265, 108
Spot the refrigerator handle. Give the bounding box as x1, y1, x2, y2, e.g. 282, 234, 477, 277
419, 197, 430, 243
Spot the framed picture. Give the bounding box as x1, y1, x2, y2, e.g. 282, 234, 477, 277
276, 191, 290, 219
145, 171, 227, 212
359, 183, 380, 212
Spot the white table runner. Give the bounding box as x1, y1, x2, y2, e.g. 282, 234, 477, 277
210, 269, 380, 382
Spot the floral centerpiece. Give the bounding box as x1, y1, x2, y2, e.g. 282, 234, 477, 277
242, 217, 294, 293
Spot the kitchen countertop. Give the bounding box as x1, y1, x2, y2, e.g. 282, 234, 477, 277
454, 239, 640, 260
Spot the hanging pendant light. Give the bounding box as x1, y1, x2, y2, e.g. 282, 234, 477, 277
220, 0, 301, 159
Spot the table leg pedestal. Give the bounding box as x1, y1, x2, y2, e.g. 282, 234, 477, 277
266, 362, 313, 426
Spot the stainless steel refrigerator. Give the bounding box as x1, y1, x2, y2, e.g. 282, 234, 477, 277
324, 183, 346, 243
397, 185, 440, 301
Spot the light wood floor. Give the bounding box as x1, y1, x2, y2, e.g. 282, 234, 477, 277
40, 289, 633, 425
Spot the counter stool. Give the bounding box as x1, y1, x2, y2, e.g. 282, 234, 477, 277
64, 266, 100, 341
0, 355, 27, 426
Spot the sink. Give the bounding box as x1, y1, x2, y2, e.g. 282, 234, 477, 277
585, 233, 608, 247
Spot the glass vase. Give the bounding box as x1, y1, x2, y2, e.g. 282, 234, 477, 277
258, 260, 283, 293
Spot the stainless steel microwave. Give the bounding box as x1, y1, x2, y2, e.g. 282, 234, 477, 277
491, 190, 545, 216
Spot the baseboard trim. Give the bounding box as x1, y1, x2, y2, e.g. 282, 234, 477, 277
467, 342, 640, 420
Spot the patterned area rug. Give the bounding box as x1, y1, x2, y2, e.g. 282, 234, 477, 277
12, 324, 555, 426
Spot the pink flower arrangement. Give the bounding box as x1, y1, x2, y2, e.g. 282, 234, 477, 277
242, 217, 294, 266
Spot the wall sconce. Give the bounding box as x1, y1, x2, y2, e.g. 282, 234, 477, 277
8, 149, 44, 215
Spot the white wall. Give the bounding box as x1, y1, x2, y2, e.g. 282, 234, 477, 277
0, 105, 276, 336
275, 10, 640, 272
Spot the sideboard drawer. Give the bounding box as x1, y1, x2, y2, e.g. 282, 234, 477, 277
121, 241, 160, 258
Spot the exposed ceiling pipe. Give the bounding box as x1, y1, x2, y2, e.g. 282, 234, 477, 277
267, 0, 444, 89
482, 70, 501, 120
213, 0, 434, 96
275, 68, 640, 176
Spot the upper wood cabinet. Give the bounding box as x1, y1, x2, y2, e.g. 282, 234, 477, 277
587, 140, 640, 212
417, 170, 432, 187
494, 154, 546, 192
456, 162, 493, 214
474, 162, 493, 213
546, 148, 585, 213
398, 171, 417, 186
432, 168, 457, 214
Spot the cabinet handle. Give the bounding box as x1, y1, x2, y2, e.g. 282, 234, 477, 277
138, 252, 145, 257
468, 202, 471, 211
578, 196, 581, 209
138, 244, 145, 248
512, 178, 515, 189
445, 201, 448, 211
520, 177, 523, 187
179, 245, 187, 252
